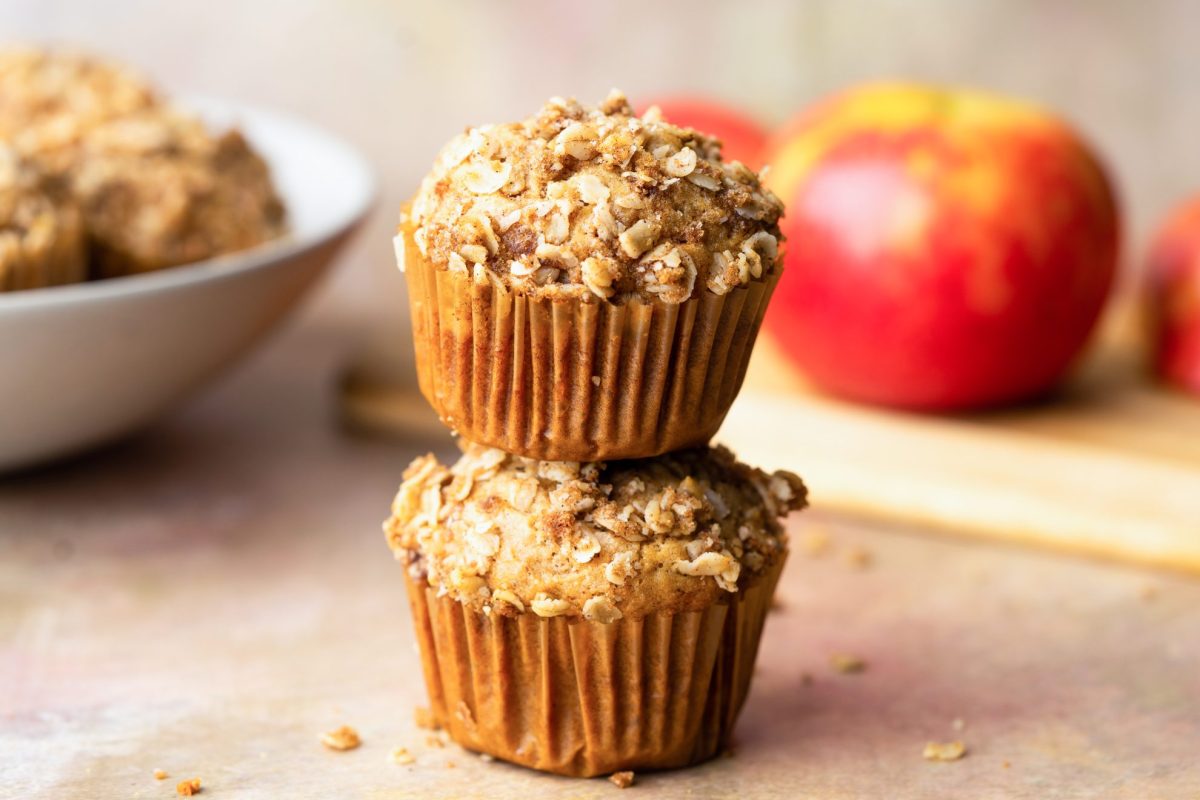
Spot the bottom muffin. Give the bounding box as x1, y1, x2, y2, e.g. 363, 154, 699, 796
383, 443, 807, 777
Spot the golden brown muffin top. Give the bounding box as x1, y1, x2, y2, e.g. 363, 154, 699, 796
0, 47, 159, 170
402, 90, 783, 304
71, 107, 286, 276
384, 443, 806, 622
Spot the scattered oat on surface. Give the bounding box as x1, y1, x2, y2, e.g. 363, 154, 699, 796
478, 753, 494, 762
609, 771, 636, 788
390, 746, 416, 766
845, 546, 873, 569
425, 734, 446, 748
1002, 760, 1011, 768
830, 653, 866, 674
320, 725, 361, 751
175, 777, 201, 796
800, 528, 831, 557
153, 769, 168, 780
414, 706, 440, 730
923, 741, 967, 762
952, 717, 966, 732
444, 761, 456, 769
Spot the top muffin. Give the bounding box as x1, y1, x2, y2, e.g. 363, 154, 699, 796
405, 90, 783, 304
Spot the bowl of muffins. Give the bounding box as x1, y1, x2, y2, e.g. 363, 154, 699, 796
382, 92, 807, 779
0, 46, 373, 471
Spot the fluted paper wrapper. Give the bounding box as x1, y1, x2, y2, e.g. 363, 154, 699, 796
403, 225, 780, 461
403, 556, 785, 777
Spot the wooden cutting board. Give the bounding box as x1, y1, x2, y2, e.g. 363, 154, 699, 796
725, 331, 1200, 573
340, 308, 1200, 573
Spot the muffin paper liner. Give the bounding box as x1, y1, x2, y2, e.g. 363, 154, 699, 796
403, 225, 781, 461
403, 555, 785, 777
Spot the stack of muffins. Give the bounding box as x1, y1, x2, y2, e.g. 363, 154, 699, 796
383, 91, 807, 778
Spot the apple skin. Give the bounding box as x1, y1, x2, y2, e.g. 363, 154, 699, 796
762, 83, 1120, 411
1147, 196, 1200, 396
636, 96, 768, 169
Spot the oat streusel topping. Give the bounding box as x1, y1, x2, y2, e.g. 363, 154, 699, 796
71, 108, 286, 276
384, 443, 806, 620
402, 90, 783, 304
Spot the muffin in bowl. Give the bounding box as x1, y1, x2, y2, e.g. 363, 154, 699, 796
384, 442, 806, 777
0, 147, 86, 291
71, 108, 287, 278
399, 90, 784, 461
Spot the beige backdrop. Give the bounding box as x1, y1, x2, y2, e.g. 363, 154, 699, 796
5, 0, 1195, 320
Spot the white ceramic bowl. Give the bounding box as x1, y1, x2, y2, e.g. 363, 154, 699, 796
0, 97, 375, 472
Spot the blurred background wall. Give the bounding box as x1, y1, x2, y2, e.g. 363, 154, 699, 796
5, 0, 1196, 321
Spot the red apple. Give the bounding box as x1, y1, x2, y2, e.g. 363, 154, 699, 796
763, 82, 1120, 411
1147, 196, 1200, 396
637, 96, 768, 169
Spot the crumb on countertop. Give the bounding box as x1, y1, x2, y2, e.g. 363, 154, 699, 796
609, 770, 636, 788
391, 746, 416, 766
153, 768, 168, 780
176, 777, 201, 796
800, 527, 831, 557
845, 546, 873, 569
923, 741, 967, 762
830, 653, 866, 674
320, 725, 362, 751
414, 706, 441, 730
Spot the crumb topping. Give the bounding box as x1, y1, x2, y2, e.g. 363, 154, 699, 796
404, 90, 783, 304
383, 443, 806, 620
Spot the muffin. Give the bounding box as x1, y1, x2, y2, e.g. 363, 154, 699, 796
384, 442, 806, 776
399, 90, 784, 461
71, 108, 286, 278
0, 46, 159, 180
0, 147, 87, 291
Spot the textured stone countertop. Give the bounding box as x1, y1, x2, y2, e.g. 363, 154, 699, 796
2, 316, 1199, 800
